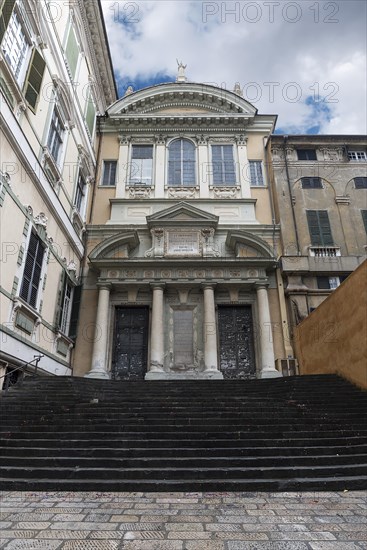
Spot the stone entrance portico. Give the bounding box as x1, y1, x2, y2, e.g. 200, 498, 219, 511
84, 202, 282, 381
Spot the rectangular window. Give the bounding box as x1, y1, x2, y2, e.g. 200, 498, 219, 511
362, 211, 367, 233
0, 1, 16, 44
348, 151, 367, 161
249, 161, 264, 186
74, 173, 86, 213
301, 177, 322, 189
20, 230, 45, 308
1, 7, 31, 85
211, 145, 236, 185
101, 161, 117, 186
317, 276, 345, 290
354, 177, 367, 189
47, 108, 65, 165
297, 149, 317, 161
85, 93, 96, 138
130, 145, 153, 185
306, 210, 333, 246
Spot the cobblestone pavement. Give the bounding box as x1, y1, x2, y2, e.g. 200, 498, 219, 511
0, 491, 366, 549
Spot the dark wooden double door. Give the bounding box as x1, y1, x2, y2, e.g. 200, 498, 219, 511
218, 306, 256, 379
112, 307, 149, 380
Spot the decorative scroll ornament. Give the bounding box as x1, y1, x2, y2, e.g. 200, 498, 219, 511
129, 187, 151, 199
168, 187, 196, 199
213, 187, 238, 199
145, 228, 165, 258
202, 228, 220, 257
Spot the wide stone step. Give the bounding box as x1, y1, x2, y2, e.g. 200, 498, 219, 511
1, 463, 366, 481
2, 475, 366, 492
1, 435, 366, 448
1, 443, 366, 457
3, 453, 367, 469
2, 428, 367, 439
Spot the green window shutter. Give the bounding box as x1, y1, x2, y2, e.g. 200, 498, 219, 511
85, 96, 96, 136
362, 211, 367, 234
318, 211, 333, 246
24, 49, 46, 111
306, 211, 321, 246
65, 25, 79, 78
0, 0, 15, 44
69, 284, 82, 340
307, 210, 333, 246
54, 270, 66, 331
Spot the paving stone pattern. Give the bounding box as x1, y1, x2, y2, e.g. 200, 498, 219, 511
0, 491, 366, 549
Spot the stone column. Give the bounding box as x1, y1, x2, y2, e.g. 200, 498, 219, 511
256, 284, 282, 378
202, 284, 223, 379
85, 284, 111, 379
148, 283, 165, 373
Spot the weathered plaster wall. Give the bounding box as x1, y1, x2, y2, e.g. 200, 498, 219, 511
294, 260, 367, 389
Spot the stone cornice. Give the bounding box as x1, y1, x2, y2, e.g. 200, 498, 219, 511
79, 0, 117, 108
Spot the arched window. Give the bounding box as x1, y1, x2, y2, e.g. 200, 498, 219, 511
168, 139, 196, 186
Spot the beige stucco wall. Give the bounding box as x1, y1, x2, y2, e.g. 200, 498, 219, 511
294, 260, 367, 389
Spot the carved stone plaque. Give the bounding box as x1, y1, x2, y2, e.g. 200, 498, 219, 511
173, 310, 194, 367
166, 230, 201, 256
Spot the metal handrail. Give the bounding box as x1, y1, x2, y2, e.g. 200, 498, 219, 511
0, 355, 44, 390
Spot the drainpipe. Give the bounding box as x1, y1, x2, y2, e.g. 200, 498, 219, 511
283, 136, 301, 256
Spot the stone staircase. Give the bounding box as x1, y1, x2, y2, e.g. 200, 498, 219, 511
1, 374, 366, 491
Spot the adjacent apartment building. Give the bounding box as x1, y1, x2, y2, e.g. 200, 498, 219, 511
0, 0, 116, 383
268, 135, 366, 330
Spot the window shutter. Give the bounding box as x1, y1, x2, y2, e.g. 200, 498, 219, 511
318, 211, 333, 246
65, 25, 79, 77
362, 211, 367, 233
85, 96, 96, 136
54, 270, 66, 330
20, 231, 45, 307
24, 49, 46, 111
306, 211, 322, 245
0, 0, 15, 44
68, 284, 82, 340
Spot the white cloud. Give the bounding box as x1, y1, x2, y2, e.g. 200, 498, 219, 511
101, 0, 367, 134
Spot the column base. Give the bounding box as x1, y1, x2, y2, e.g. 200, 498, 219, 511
84, 370, 110, 379
260, 369, 283, 379
145, 370, 224, 380
202, 370, 224, 380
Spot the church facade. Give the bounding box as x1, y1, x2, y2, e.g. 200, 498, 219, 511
73, 77, 293, 381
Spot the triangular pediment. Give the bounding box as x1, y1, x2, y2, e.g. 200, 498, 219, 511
147, 202, 219, 228
107, 82, 257, 118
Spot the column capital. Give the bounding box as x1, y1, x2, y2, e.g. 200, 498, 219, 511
201, 282, 217, 291
96, 282, 112, 291
255, 282, 269, 290
150, 282, 166, 290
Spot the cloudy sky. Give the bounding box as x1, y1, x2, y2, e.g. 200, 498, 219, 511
101, 0, 366, 135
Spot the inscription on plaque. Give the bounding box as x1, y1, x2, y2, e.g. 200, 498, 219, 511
173, 310, 194, 366
167, 231, 200, 256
